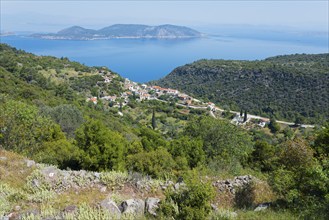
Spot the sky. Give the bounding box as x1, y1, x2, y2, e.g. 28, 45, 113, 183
1, 0, 328, 33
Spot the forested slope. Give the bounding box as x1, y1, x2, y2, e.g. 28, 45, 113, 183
155, 54, 329, 123
1, 44, 329, 219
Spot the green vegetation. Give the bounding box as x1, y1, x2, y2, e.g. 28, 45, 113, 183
159, 171, 215, 219
155, 54, 329, 124
1, 44, 329, 219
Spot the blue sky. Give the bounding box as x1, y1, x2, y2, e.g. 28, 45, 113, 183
1, 0, 328, 33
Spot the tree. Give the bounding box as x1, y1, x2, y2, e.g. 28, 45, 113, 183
119, 99, 123, 112
294, 115, 305, 126
184, 117, 253, 164
35, 139, 82, 170
314, 125, 329, 156
269, 138, 329, 218
0, 98, 66, 156
169, 136, 205, 168
139, 127, 168, 151
250, 141, 277, 172
126, 147, 175, 178
268, 117, 280, 133
40, 104, 84, 138
91, 87, 99, 98
244, 110, 247, 122
152, 108, 157, 130
240, 109, 243, 117
75, 118, 126, 171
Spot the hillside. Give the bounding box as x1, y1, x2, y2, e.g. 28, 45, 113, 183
1, 44, 329, 219
32, 24, 203, 40
155, 54, 329, 124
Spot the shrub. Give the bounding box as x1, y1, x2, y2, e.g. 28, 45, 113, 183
158, 170, 215, 219
100, 171, 128, 189
127, 147, 176, 178
234, 181, 256, 209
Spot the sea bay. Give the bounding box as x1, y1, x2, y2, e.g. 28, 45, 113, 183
1, 34, 328, 82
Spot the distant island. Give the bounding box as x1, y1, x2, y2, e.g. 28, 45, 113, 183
0, 31, 15, 37
32, 24, 203, 40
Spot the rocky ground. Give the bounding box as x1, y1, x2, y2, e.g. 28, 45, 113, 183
0, 149, 273, 219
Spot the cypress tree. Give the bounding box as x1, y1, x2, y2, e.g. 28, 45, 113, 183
244, 110, 247, 122
119, 100, 123, 112
152, 108, 157, 130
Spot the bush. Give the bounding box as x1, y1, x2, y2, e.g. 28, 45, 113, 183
75, 118, 126, 171
100, 171, 128, 189
158, 170, 215, 220
234, 181, 256, 209
126, 147, 176, 178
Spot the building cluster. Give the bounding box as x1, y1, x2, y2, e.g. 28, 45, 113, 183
231, 113, 270, 128
87, 76, 215, 111
123, 78, 197, 105
86, 75, 274, 129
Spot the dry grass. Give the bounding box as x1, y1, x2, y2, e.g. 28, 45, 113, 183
38, 68, 97, 85
253, 180, 277, 205
52, 188, 108, 210
213, 178, 277, 210
0, 149, 35, 188
236, 210, 298, 220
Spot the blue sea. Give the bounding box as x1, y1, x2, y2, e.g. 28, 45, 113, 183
1, 31, 328, 82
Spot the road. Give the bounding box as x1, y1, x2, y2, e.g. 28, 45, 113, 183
154, 98, 315, 128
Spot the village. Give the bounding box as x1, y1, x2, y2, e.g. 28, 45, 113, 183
85, 69, 314, 129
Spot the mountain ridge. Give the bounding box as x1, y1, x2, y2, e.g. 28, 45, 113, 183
32, 24, 203, 40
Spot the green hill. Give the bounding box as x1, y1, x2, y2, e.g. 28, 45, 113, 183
154, 54, 329, 124
1, 44, 329, 219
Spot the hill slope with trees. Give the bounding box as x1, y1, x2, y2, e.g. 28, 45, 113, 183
155, 54, 329, 124
1, 44, 329, 219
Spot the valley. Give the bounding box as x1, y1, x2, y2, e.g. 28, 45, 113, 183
0, 43, 328, 219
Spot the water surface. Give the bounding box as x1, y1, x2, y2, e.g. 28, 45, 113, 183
1, 34, 328, 82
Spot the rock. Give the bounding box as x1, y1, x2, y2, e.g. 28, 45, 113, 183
25, 159, 35, 168
174, 183, 180, 190
63, 205, 77, 213
174, 182, 186, 191
160, 180, 174, 190
0, 156, 7, 161
119, 199, 145, 215
213, 175, 254, 195
94, 172, 100, 179
100, 198, 121, 216
145, 197, 160, 216
14, 205, 21, 211
22, 209, 40, 218
99, 186, 107, 193
6, 213, 17, 220
211, 203, 218, 211
135, 180, 144, 190
254, 202, 271, 212
31, 179, 40, 188
41, 166, 58, 179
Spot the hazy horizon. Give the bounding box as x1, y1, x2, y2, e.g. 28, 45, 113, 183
1, 1, 328, 34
